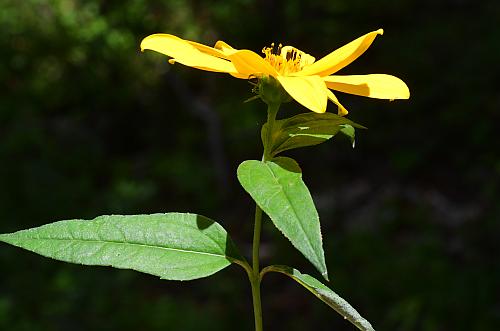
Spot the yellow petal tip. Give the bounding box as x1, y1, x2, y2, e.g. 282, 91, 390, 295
377, 29, 384, 35
139, 35, 153, 51
338, 108, 348, 116
399, 83, 411, 99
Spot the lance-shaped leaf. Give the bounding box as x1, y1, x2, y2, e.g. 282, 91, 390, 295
261, 112, 366, 156
262, 265, 375, 331
237, 157, 328, 279
0, 213, 243, 281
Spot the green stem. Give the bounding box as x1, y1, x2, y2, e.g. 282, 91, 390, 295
263, 103, 280, 161
250, 205, 263, 331
249, 102, 280, 331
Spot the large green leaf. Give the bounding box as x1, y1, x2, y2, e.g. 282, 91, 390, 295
0, 213, 243, 281
237, 157, 328, 279
263, 265, 375, 331
262, 112, 366, 156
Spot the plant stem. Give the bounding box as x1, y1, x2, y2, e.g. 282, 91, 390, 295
250, 205, 263, 331
263, 103, 280, 162
249, 102, 280, 331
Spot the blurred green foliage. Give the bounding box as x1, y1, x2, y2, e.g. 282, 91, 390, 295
1, 0, 499, 330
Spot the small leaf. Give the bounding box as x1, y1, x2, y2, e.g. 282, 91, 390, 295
0, 213, 243, 281
263, 265, 375, 331
340, 124, 356, 148
262, 112, 366, 156
237, 157, 328, 279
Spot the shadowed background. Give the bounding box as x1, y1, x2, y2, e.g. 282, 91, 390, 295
1, 0, 499, 330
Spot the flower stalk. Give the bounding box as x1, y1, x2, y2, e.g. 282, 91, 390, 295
248, 101, 280, 331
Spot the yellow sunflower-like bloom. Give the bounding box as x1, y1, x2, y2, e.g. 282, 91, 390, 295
140, 29, 409, 115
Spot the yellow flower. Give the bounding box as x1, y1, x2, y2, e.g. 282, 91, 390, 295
140, 29, 409, 115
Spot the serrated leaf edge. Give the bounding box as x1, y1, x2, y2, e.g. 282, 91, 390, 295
237, 160, 328, 279
261, 265, 375, 331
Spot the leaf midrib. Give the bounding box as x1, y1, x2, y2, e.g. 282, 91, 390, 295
1, 235, 232, 260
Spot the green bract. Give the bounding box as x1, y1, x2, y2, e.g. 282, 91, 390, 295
257, 76, 292, 105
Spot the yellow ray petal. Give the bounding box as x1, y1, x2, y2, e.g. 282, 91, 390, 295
167, 57, 248, 78
140, 34, 239, 75
326, 90, 349, 116
294, 29, 384, 77
227, 50, 277, 77
187, 40, 228, 59
324, 74, 410, 99
277, 76, 328, 113
214, 40, 239, 56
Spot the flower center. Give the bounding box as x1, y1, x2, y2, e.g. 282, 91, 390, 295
262, 43, 315, 75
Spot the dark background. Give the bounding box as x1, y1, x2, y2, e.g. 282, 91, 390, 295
1, 0, 499, 330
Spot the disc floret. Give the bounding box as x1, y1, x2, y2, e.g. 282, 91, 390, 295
262, 43, 315, 75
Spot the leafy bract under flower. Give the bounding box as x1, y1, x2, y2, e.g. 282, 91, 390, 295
140, 29, 410, 114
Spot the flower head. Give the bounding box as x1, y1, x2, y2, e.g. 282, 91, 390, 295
140, 29, 409, 114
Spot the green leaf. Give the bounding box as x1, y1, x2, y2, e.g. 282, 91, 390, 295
262, 112, 366, 156
340, 124, 356, 148
237, 157, 328, 279
0, 213, 243, 281
263, 265, 375, 331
